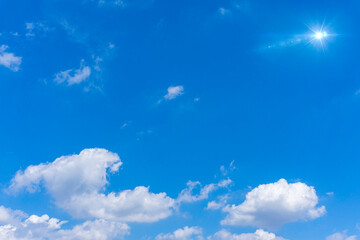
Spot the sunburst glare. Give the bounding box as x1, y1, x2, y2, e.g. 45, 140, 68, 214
306, 21, 334, 51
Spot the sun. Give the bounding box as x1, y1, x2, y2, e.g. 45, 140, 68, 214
315, 31, 328, 40
305, 21, 334, 51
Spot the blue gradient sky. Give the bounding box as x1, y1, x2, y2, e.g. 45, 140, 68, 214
0, 0, 359, 239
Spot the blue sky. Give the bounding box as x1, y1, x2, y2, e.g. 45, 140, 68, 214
0, 0, 359, 239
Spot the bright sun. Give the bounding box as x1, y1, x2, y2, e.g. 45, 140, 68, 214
315, 31, 328, 40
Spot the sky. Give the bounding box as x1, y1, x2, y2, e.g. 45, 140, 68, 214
0, 0, 359, 239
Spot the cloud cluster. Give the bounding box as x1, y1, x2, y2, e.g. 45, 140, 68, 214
5, 149, 327, 239
54, 60, 91, 85
9, 148, 175, 223
0, 206, 129, 240
0, 45, 22, 72
221, 179, 326, 229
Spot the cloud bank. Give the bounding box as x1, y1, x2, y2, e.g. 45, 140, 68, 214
0, 206, 129, 240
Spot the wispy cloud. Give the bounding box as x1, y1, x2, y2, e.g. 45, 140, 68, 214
177, 179, 232, 204
54, 60, 91, 86
326, 231, 357, 240
25, 22, 51, 38
0, 45, 22, 72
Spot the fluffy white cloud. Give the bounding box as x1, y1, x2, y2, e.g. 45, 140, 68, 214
0, 206, 129, 240
326, 232, 357, 240
156, 226, 203, 240
221, 179, 326, 229
177, 179, 231, 203
210, 229, 286, 240
0, 45, 22, 72
61, 186, 174, 222
54, 60, 91, 85
164, 86, 184, 100
9, 148, 175, 223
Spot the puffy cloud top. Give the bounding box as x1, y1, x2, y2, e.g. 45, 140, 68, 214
221, 179, 326, 229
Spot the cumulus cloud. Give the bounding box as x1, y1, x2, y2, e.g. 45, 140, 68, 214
0, 206, 129, 240
0, 45, 22, 72
326, 232, 357, 240
8, 148, 175, 223
209, 229, 286, 240
164, 86, 184, 100
156, 226, 203, 240
54, 60, 91, 85
221, 179, 326, 229
177, 179, 232, 203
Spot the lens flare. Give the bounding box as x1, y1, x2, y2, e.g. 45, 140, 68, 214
315, 31, 328, 40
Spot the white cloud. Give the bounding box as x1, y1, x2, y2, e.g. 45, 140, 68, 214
164, 86, 184, 100
54, 60, 91, 85
0, 206, 26, 225
53, 219, 129, 240
0, 206, 129, 240
221, 179, 326, 229
206, 194, 229, 210
61, 186, 174, 223
209, 229, 286, 240
177, 179, 232, 203
156, 226, 203, 240
9, 148, 175, 223
0, 45, 22, 72
326, 232, 357, 240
